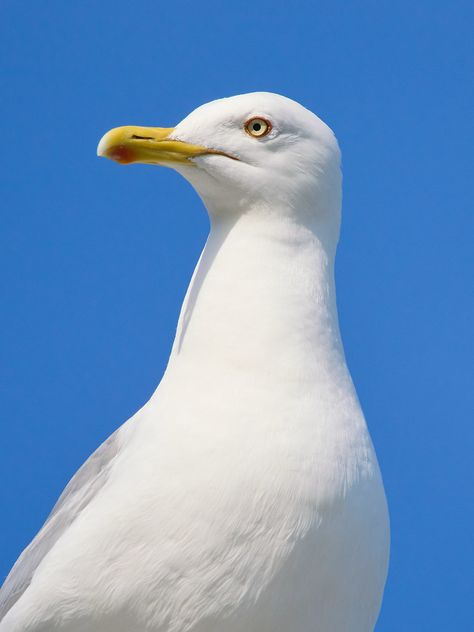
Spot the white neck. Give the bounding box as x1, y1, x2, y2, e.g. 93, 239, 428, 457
165, 203, 348, 392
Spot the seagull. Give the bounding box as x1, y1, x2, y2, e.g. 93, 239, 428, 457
0, 92, 390, 632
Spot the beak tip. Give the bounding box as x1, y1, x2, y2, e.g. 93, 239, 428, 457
97, 134, 108, 158
97, 132, 134, 164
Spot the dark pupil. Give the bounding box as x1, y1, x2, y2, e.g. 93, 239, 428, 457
253, 122, 262, 131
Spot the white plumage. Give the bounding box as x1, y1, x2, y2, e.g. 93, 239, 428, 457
0, 92, 389, 631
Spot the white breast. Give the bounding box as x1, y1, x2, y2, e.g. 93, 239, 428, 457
1, 210, 389, 632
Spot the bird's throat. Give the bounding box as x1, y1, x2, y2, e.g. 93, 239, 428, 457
168, 210, 345, 388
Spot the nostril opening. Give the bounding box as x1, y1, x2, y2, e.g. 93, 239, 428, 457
130, 134, 155, 140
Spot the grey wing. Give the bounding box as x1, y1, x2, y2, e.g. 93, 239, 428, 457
0, 427, 123, 620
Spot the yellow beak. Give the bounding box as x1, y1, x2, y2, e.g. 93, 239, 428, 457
97, 125, 234, 166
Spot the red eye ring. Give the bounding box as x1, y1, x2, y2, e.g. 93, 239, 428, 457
244, 117, 272, 138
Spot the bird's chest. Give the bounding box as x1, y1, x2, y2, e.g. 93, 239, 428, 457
141, 380, 347, 508
39, 382, 386, 632
126, 377, 375, 570
114, 398, 385, 632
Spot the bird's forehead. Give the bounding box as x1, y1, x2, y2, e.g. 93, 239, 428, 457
177, 93, 312, 131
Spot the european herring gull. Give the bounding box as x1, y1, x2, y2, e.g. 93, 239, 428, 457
0, 92, 389, 632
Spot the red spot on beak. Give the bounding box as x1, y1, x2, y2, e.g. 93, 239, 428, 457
107, 145, 136, 164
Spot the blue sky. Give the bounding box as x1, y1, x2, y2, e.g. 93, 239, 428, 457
0, 1, 472, 629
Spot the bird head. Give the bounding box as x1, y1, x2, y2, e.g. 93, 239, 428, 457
98, 92, 341, 233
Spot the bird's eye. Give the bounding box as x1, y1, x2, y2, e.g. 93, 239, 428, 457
245, 117, 271, 138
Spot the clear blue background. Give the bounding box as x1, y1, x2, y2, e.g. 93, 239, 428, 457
1, 1, 472, 629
